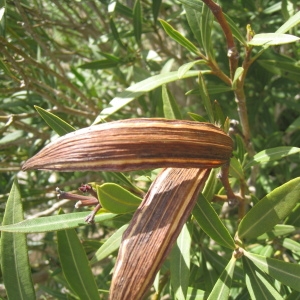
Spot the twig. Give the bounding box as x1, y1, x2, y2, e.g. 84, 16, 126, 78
202, 0, 239, 79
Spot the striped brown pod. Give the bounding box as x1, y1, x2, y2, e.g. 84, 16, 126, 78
22, 118, 233, 172
109, 167, 211, 299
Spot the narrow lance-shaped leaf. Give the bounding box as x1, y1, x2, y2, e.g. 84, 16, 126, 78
192, 193, 235, 250
94, 70, 203, 122
1, 178, 35, 300
162, 84, 182, 120
170, 224, 191, 300
238, 177, 300, 239
159, 19, 200, 56
200, 3, 214, 59
276, 11, 300, 34
244, 251, 300, 292
198, 72, 214, 123
245, 147, 300, 170
57, 225, 101, 300
0, 211, 116, 233
243, 256, 283, 299
133, 0, 142, 45
109, 168, 211, 299
90, 224, 129, 265
35, 105, 75, 136
248, 33, 300, 46
151, 0, 161, 24
207, 255, 236, 300
22, 118, 233, 172
183, 4, 203, 46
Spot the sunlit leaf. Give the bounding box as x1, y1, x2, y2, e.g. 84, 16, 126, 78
276, 11, 300, 34
243, 256, 283, 299
170, 224, 191, 300
207, 256, 236, 300
0, 211, 116, 232
244, 147, 300, 169
238, 177, 300, 239
248, 33, 300, 46
94, 70, 202, 123
244, 251, 300, 292
232, 67, 244, 89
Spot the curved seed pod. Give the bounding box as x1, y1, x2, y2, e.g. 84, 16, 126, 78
22, 118, 233, 172
109, 167, 211, 299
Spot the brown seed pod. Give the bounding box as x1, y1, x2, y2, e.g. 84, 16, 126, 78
22, 118, 233, 172
109, 167, 211, 299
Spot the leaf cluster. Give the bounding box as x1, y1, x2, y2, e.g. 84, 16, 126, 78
0, 0, 300, 299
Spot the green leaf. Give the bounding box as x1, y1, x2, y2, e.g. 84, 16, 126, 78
257, 60, 300, 82
90, 224, 128, 265
109, 17, 126, 49
229, 157, 244, 180
248, 33, 300, 46
57, 228, 101, 300
97, 183, 142, 214
186, 287, 206, 300
152, 0, 161, 24
232, 67, 244, 89
243, 256, 283, 300
282, 238, 300, 254
133, 0, 142, 45
0, 211, 116, 232
78, 59, 120, 69
192, 193, 235, 249
93, 70, 202, 122
212, 100, 226, 128
276, 11, 300, 34
207, 256, 236, 300
198, 72, 214, 123
177, 60, 206, 79
186, 85, 233, 96
170, 224, 191, 300
179, 0, 203, 11
223, 13, 247, 45
238, 177, 300, 239
159, 19, 200, 55
200, 3, 214, 58
187, 112, 207, 122
1, 178, 35, 300
244, 147, 300, 169
203, 248, 244, 281
183, 3, 203, 46
201, 169, 218, 202
0, 4, 5, 37
35, 106, 75, 136
244, 251, 300, 292
257, 224, 296, 240
162, 84, 182, 120
286, 116, 300, 133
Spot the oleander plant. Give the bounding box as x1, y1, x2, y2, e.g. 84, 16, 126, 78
1, 1, 300, 299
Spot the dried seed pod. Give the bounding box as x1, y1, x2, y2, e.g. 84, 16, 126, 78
109, 167, 211, 299
22, 118, 233, 172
